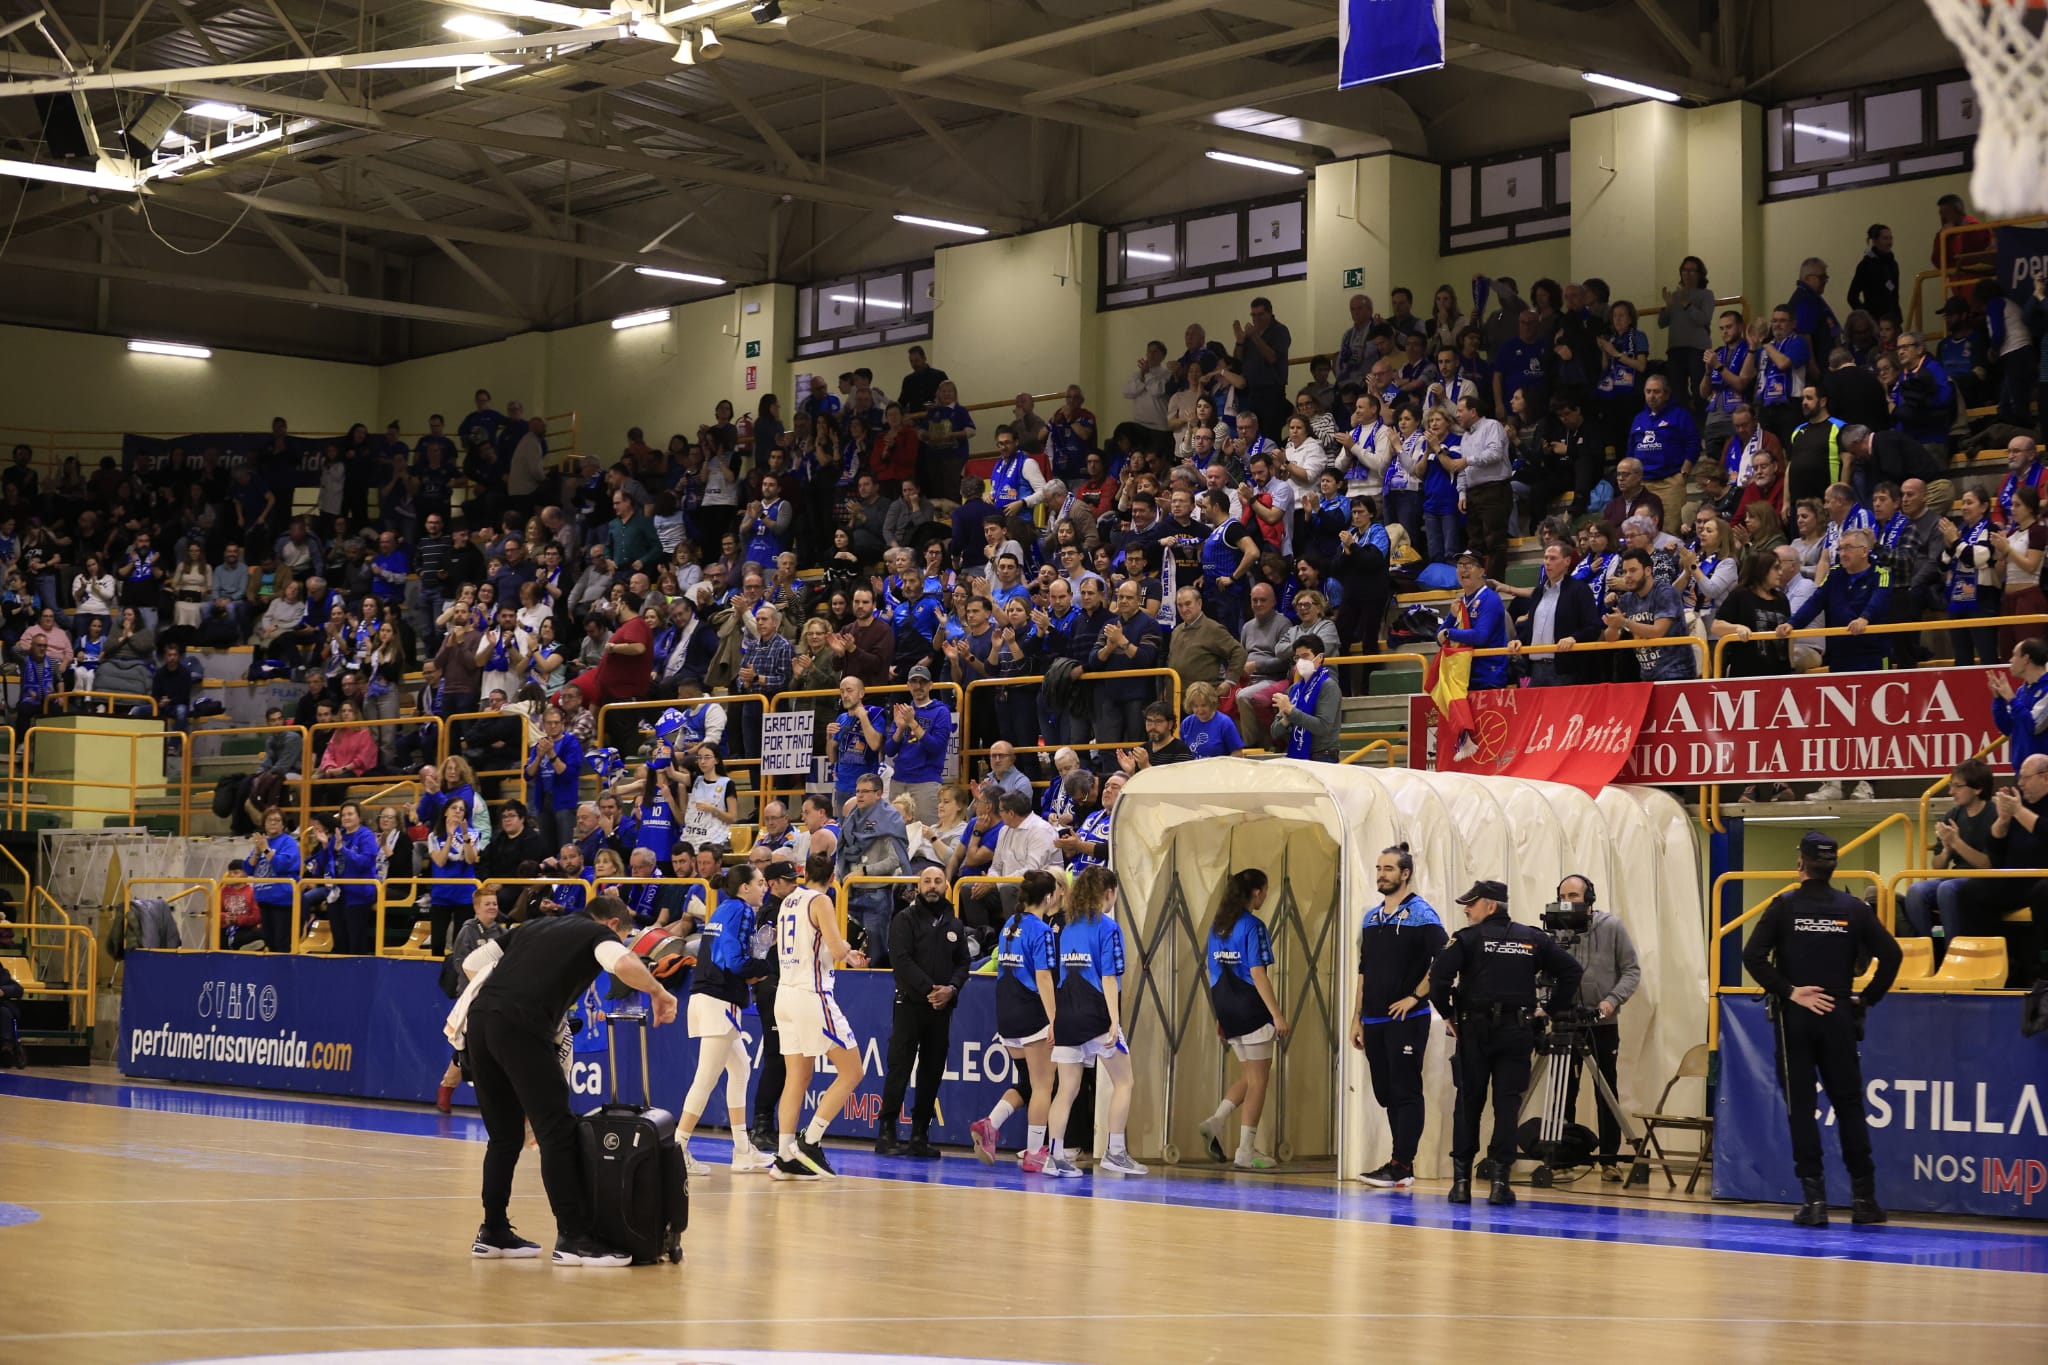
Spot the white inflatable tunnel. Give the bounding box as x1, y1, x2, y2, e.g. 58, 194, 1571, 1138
1110, 758, 1707, 1178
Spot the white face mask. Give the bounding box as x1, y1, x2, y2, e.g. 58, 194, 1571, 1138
1296, 658, 1317, 679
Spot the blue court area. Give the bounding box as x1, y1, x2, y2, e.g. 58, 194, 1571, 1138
5, 1070, 2044, 1274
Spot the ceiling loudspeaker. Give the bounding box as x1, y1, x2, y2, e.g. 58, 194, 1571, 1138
697, 25, 723, 58
123, 97, 183, 155
31, 94, 91, 160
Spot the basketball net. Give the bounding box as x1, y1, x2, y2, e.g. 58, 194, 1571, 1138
1925, 0, 2048, 214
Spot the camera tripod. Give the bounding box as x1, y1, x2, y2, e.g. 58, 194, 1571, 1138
1516, 1015, 1648, 1188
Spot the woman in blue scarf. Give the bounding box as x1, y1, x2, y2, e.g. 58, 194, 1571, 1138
1269, 637, 1340, 762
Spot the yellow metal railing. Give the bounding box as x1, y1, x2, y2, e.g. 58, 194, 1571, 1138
12, 918, 95, 1034
836, 874, 919, 954
1884, 867, 2038, 949
121, 877, 220, 951
1708, 867, 1887, 1050
960, 669, 1179, 770
220, 876, 303, 953
1340, 738, 1396, 767
42, 690, 158, 717
18, 725, 164, 829
179, 724, 309, 834
439, 708, 535, 790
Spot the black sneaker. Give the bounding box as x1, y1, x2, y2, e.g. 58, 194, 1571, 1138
471, 1224, 541, 1259
795, 1135, 837, 1178
551, 1236, 631, 1267
1360, 1160, 1415, 1189
769, 1154, 819, 1181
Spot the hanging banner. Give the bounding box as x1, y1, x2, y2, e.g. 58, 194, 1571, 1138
1339, 0, 1447, 89
759, 710, 816, 778
1996, 224, 2048, 292
1715, 995, 2048, 1220
1407, 680, 1652, 793
1409, 665, 2004, 787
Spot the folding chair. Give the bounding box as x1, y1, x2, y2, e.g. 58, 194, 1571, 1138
1631, 1042, 1713, 1193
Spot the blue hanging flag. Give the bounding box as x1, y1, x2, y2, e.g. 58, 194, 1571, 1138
1339, 0, 1446, 89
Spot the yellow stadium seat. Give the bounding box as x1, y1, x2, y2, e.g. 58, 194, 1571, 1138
300, 923, 334, 955
1893, 936, 2007, 990
0, 954, 40, 992
1857, 936, 1932, 991
402, 920, 432, 952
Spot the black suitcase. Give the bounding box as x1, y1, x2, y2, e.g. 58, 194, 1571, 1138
576, 1007, 687, 1265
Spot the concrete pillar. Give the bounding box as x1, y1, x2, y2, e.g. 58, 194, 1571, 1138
1308, 155, 1442, 355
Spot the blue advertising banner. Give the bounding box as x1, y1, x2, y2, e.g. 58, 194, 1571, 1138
1339, 0, 1446, 89
118, 951, 1025, 1147
1715, 995, 2048, 1219
1995, 225, 2048, 293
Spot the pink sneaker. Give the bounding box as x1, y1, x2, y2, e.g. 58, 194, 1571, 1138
969, 1118, 998, 1165
1020, 1146, 1050, 1174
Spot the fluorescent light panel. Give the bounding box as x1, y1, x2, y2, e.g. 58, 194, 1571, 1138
185, 101, 251, 121
1126, 248, 1172, 263
1582, 71, 1679, 103
443, 14, 517, 37
893, 213, 988, 236
1791, 122, 1852, 144
633, 266, 725, 285
1203, 149, 1303, 176
128, 339, 211, 359
612, 307, 671, 330
0, 158, 138, 191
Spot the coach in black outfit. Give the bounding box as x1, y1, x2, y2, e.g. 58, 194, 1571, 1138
460, 894, 676, 1267
1429, 879, 1582, 1207
748, 859, 800, 1150
1741, 831, 1902, 1227
876, 865, 972, 1157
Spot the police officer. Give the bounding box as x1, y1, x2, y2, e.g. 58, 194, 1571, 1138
1740, 831, 1903, 1227
1349, 845, 1447, 1189
1429, 879, 1583, 1206
1554, 875, 1640, 1179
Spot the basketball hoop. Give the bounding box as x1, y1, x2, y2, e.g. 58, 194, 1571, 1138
1925, 0, 2048, 214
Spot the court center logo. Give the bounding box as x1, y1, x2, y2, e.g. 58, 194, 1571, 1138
164, 1351, 1076, 1365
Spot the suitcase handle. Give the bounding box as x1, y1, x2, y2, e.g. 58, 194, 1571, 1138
601, 1005, 654, 1106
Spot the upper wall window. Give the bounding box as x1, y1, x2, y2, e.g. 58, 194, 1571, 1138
1764, 71, 1976, 201
1442, 145, 1571, 256
1100, 192, 1308, 311
796, 261, 934, 359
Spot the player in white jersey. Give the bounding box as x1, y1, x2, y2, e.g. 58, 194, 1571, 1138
771, 852, 869, 1180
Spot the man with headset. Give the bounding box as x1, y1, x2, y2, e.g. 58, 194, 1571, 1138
1552, 874, 1641, 1180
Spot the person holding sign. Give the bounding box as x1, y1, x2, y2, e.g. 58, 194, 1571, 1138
683, 745, 738, 852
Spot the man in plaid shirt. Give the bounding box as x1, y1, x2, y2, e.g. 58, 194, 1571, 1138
733, 602, 792, 762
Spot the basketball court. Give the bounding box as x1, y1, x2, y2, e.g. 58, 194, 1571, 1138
3, 1067, 2045, 1365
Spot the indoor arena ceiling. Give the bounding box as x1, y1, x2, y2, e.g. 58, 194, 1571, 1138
0, 0, 1967, 360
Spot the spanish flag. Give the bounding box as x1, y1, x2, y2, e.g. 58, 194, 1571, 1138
1425, 645, 1477, 762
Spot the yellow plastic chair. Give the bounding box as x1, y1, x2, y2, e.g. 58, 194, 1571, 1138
1894, 936, 2008, 990
1857, 936, 1933, 991
299, 922, 334, 955
0, 954, 40, 992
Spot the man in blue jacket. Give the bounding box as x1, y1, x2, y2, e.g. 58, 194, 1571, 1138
1626, 376, 1701, 529
885, 663, 952, 824
1786, 528, 1890, 674
1991, 637, 2048, 775
1439, 553, 1509, 690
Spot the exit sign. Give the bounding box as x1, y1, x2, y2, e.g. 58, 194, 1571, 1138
1342, 268, 1365, 289
745, 340, 761, 358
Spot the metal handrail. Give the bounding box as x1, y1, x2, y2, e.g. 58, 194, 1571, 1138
121, 877, 221, 953
32, 886, 91, 1031
1707, 612, 2048, 676
438, 708, 536, 786
1481, 631, 1712, 675
1883, 867, 2041, 959
41, 690, 158, 716
1706, 867, 1887, 1051
219, 876, 303, 953
960, 668, 1181, 771
13, 919, 94, 1035
1339, 738, 1395, 767
837, 874, 921, 957
19, 724, 162, 828
178, 724, 309, 834
305, 715, 445, 831
760, 681, 963, 808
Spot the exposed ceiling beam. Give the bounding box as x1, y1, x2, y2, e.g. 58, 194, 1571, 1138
0, 249, 527, 331
901, 0, 1231, 84
1024, 20, 1336, 106
1443, 18, 1738, 100
1129, 72, 1333, 127
698, 64, 812, 179
252, 0, 349, 103
883, 90, 1022, 215
1630, 0, 1712, 75
247, 208, 343, 293
367, 173, 533, 321
467, 144, 554, 236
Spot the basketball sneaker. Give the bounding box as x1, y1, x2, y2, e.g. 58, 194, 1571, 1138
794, 1136, 838, 1178
551, 1236, 631, 1267
471, 1224, 540, 1259
1099, 1150, 1149, 1176
1361, 1160, 1415, 1188
769, 1155, 819, 1181
683, 1149, 712, 1178
1043, 1151, 1083, 1178
1233, 1149, 1277, 1171
731, 1146, 777, 1174
1196, 1117, 1227, 1162
969, 1117, 999, 1164
1020, 1145, 1050, 1174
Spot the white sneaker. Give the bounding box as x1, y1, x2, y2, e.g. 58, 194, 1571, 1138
1196, 1118, 1226, 1162
1234, 1149, 1277, 1170
1044, 1152, 1084, 1178
1850, 780, 1876, 800
683, 1149, 712, 1178
1099, 1150, 1149, 1176
730, 1146, 777, 1174
1806, 781, 1844, 802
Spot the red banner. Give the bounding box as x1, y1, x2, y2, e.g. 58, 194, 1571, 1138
1408, 682, 1654, 793
1407, 666, 2007, 787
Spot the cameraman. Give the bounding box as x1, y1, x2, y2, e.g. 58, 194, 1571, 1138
1551, 875, 1640, 1180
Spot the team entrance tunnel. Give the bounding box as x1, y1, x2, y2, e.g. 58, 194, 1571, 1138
1109, 759, 1707, 1177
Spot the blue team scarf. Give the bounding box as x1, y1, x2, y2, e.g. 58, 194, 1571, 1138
1285, 666, 1331, 759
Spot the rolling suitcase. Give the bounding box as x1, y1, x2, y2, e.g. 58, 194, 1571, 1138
576, 1006, 687, 1265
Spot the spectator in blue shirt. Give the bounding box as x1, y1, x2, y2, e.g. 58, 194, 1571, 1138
1601, 548, 1696, 681
1787, 257, 1842, 369
1491, 310, 1552, 418
1438, 553, 1510, 690
1754, 308, 1812, 445
1626, 376, 1701, 526
1991, 637, 2048, 775
885, 663, 953, 823
1788, 528, 1891, 674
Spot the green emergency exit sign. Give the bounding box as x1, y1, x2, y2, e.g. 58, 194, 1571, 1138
745, 340, 761, 358
1342, 268, 1365, 289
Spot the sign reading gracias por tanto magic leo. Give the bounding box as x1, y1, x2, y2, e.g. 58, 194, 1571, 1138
1409, 666, 2008, 787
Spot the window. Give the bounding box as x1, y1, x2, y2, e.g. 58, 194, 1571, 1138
1441, 144, 1571, 256
795, 260, 933, 359
1764, 71, 1976, 201
1100, 192, 1308, 310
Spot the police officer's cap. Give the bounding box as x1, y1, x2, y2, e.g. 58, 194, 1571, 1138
1455, 879, 1509, 905
765, 859, 799, 882
1798, 831, 1839, 860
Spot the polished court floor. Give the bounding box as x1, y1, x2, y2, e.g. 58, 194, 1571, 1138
1, 1068, 2045, 1365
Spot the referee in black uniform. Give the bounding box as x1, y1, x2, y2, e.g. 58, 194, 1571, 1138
1429, 879, 1582, 1206
461, 894, 677, 1267
1741, 831, 1902, 1227
875, 866, 972, 1157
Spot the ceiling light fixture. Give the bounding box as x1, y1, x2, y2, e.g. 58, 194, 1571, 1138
1581, 71, 1679, 103
612, 307, 672, 330
1125, 248, 1172, 263
359, 54, 506, 69
1791, 121, 1852, 144
184, 101, 251, 121
128, 339, 212, 359
0, 158, 139, 192
892, 213, 988, 237
634, 266, 726, 285
1204, 149, 1304, 176
443, 14, 517, 37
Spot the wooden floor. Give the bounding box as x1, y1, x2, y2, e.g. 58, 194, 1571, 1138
2, 1068, 2047, 1365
